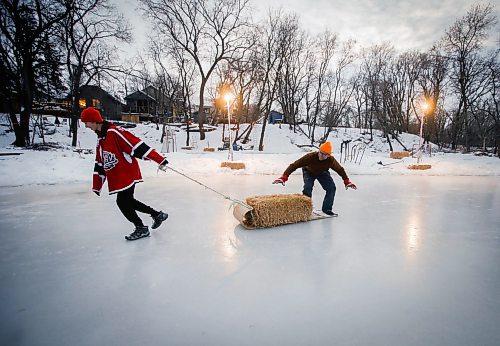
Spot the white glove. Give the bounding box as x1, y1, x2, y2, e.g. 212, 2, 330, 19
158, 159, 168, 171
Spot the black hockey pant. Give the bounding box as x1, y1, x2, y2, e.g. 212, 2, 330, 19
116, 185, 158, 227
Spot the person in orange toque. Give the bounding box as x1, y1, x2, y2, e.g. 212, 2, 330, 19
81, 107, 169, 241
273, 141, 357, 216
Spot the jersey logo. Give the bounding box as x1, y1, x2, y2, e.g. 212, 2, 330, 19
102, 151, 118, 170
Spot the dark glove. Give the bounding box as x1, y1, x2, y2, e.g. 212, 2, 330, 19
158, 158, 169, 171
273, 175, 288, 185
343, 178, 357, 190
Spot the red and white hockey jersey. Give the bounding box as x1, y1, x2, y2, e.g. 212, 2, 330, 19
92, 122, 165, 195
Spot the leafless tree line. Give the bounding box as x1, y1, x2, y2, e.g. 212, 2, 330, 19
1, 0, 131, 147
1, 0, 499, 155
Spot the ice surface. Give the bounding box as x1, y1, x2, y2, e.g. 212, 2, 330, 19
1, 175, 499, 345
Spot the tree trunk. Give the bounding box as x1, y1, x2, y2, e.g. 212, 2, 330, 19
71, 85, 81, 147
9, 112, 25, 147
258, 117, 268, 151
197, 82, 206, 141
14, 57, 36, 147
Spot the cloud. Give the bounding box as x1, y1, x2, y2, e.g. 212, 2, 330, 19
116, 0, 499, 53
253, 0, 499, 51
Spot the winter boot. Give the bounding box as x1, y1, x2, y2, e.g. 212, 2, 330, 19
152, 211, 168, 229
125, 226, 150, 241
322, 210, 338, 217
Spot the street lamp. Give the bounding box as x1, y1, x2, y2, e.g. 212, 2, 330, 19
417, 101, 429, 164
224, 92, 234, 161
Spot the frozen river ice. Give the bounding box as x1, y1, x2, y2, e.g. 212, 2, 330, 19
0, 175, 499, 346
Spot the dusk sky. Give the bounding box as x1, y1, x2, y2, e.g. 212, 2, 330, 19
114, 0, 498, 54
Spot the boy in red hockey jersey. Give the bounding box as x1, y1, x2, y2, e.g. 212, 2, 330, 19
81, 107, 169, 241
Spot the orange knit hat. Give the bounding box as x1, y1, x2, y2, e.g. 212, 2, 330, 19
81, 107, 103, 123
319, 141, 332, 155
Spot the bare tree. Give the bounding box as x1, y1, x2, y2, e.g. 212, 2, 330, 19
140, 0, 253, 141
275, 14, 310, 132
442, 3, 497, 151
359, 43, 393, 142
149, 38, 191, 125
417, 46, 448, 146
253, 10, 290, 151
230, 57, 259, 124
168, 46, 197, 145
487, 46, 500, 156
211, 57, 259, 146
0, 0, 70, 146
307, 30, 338, 143
387, 50, 421, 134
60, 0, 131, 146
467, 51, 499, 152
351, 72, 366, 129
321, 38, 357, 140
302, 53, 317, 136
215, 52, 261, 145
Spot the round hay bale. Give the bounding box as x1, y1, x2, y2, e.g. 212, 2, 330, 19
221, 161, 246, 170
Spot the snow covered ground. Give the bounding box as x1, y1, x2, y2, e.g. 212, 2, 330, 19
0, 115, 499, 345
0, 115, 498, 188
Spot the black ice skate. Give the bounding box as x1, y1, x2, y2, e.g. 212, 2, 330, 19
152, 211, 168, 229
125, 226, 150, 241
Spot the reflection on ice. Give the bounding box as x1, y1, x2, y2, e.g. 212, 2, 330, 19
215, 207, 240, 265
405, 188, 427, 257
407, 222, 420, 253
222, 233, 239, 262
406, 211, 421, 255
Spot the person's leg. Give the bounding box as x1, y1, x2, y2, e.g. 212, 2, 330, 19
130, 186, 168, 229
302, 168, 315, 198
131, 197, 158, 217
316, 170, 336, 212
116, 185, 144, 227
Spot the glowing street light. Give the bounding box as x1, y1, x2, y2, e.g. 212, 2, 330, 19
224, 92, 234, 161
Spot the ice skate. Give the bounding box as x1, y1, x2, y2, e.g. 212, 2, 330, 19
152, 211, 168, 229
125, 226, 150, 241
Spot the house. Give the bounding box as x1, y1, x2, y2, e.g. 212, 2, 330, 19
191, 105, 215, 124
65, 85, 123, 120
123, 86, 170, 123
268, 110, 284, 124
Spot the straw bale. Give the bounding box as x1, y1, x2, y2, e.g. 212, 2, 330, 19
220, 161, 246, 170
241, 194, 312, 228
408, 164, 432, 170
203, 147, 215, 152
390, 151, 411, 159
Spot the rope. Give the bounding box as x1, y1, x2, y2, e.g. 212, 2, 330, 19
160, 165, 253, 210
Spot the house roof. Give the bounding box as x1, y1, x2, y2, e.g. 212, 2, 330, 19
124, 90, 157, 102
67, 85, 122, 104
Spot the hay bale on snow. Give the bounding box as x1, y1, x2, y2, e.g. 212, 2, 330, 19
221, 161, 246, 170
236, 194, 312, 229
408, 164, 432, 170
390, 151, 410, 159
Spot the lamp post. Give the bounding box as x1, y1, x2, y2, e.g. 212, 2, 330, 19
224, 92, 234, 161
418, 101, 429, 164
